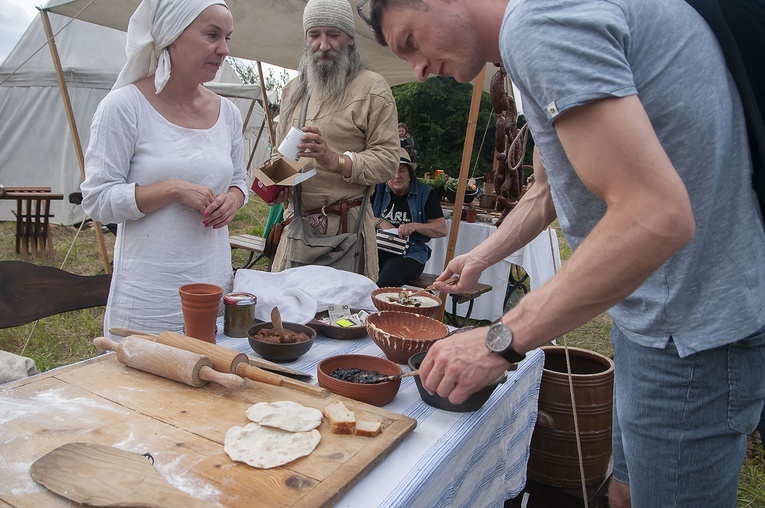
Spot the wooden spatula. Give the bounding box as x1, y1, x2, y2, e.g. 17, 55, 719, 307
30, 442, 208, 507
270, 306, 295, 343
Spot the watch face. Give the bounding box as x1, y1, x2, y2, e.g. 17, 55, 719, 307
486, 323, 512, 353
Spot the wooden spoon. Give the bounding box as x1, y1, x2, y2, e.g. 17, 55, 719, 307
270, 306, 294, 343
407, 276, 460, 298
373, 369, 419, 383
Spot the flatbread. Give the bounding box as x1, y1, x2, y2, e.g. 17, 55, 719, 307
224, 423, 321, 469
245, 401, 323, 432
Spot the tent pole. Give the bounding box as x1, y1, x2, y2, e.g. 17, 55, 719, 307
247, 118, 268, 172
242, 98, 256, 135
435, 69, 486, 322
256, 61, 276, 148
40, 9, 111, 275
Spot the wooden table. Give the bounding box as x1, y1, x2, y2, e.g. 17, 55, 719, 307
0, 354, 416, 507
0, 187, 64, 262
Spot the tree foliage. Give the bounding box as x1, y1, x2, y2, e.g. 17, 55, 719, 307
392, 77, 496, 180
392, 77, 535, 182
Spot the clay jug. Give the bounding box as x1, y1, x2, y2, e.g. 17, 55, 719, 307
178, 283, 223, 343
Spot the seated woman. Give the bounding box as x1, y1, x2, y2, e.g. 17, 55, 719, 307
371, 148, 447, 287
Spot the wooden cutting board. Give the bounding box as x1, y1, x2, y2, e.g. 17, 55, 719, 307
0, 354, 416, 508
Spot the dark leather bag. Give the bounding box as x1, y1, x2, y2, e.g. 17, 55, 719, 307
264, 222, 283, 260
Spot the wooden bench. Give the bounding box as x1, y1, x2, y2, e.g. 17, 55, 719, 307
407, 272, 493, 327
229, 234, 266, 270
0, 187, 63, 262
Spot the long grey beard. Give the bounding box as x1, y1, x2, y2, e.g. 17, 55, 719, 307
305, 46, 352, 104
280, 44, 363, 134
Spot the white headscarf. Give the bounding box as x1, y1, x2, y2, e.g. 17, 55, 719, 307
113, 0, 229, 93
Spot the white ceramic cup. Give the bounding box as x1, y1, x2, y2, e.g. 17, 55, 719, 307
277, 127, 304, 161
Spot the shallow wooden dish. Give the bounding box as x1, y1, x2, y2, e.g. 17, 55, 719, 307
309, 309, 367, 340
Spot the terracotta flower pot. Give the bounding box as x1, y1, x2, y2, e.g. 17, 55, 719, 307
179, 283, 223, 343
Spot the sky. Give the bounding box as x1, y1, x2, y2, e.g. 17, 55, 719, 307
0, 0, 38, 64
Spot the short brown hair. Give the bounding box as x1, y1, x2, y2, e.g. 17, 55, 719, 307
370, 0, 424, 46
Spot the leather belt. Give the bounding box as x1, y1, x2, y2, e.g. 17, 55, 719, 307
303, 198, 363, 234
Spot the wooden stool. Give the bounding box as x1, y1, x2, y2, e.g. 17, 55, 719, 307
407, 272, 493, 326
0, 187, 63, 263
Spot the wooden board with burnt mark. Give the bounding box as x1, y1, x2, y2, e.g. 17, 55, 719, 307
0, 354, 416, 508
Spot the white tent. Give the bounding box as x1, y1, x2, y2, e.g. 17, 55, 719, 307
0, 12, 270, 225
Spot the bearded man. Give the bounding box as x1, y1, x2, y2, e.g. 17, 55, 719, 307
268, 0, 399, 279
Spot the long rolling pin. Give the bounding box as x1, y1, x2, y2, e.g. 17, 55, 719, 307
111, 328, 328, 397
93, 336, 245, 390
110, 327, 283, 387
157, 331, 328, 398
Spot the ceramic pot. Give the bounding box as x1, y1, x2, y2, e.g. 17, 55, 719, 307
478, 193, 497, 210
461, 207, 477, 223
445, 186, 478, 204
178, 283, 223, 343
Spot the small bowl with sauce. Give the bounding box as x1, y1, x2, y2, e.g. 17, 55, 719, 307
317, 354, 402, 406
247, 322, 316, 363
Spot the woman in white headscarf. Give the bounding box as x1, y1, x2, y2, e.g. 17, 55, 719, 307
81, 0, 247, 339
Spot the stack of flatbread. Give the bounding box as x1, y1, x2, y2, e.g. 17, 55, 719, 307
224, 401, 323, 469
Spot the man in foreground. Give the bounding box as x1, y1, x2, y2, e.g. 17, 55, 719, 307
268, 0, 399, 279
367, 0, 765, 506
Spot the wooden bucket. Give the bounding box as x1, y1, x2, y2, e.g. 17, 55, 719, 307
527, 346, 614, 488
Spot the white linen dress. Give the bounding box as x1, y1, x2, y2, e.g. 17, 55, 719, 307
82, 84, 247, 337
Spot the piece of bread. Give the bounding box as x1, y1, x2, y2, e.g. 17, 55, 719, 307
355, 420, 382, 437
323, 401, 356, 435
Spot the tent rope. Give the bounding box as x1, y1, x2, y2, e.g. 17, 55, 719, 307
0, 1, 95, 87
548, 227, 589, 506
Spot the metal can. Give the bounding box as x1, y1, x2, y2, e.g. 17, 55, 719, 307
223, 292, 257, 338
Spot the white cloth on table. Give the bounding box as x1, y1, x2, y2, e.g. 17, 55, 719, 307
0, 351, 39, 384
81, 84, 246, 338
233, 265, 378, 324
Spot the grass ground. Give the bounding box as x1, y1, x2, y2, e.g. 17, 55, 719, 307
0, 201, 762, 506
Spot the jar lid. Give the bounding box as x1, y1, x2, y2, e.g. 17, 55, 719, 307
223, 292, 257, 305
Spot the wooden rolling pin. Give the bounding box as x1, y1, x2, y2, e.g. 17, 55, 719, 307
110, 328, 328, 398
157, 331, 328, 398
93, 336, 244, 390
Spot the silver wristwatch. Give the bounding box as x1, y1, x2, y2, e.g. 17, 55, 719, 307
485, 320, 526, 364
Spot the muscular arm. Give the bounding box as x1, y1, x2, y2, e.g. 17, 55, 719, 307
422, 95, 695, 404
509, 95, 694, 349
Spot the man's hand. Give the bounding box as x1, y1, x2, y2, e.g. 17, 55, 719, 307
298, 125, 338, 171
432, 251, 492, 293
266, 186, 293, 206
419, 327, 511, 404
